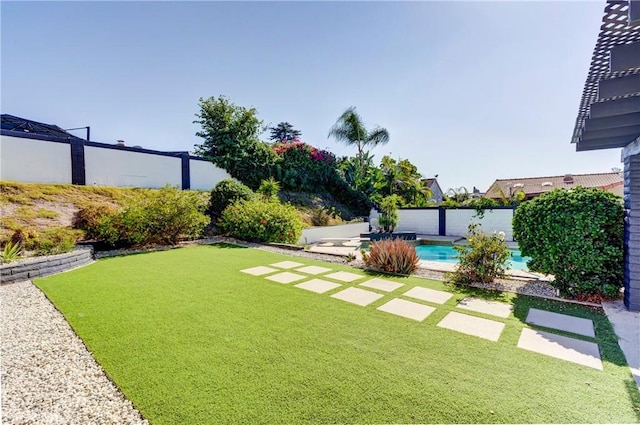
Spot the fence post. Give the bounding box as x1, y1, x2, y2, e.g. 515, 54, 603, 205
181, 152, 190, 190
70, 138, 86, 185
439, 207, 446, 236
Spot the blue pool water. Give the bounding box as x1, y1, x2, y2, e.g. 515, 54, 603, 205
416, 244, 531, 271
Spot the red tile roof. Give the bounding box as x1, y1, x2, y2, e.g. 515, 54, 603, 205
485, 172, 623, 199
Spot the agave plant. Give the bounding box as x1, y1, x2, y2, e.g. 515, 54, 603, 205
1, 240, 23, 263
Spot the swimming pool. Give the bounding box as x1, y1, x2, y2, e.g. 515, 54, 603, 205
416, 244, 531, 271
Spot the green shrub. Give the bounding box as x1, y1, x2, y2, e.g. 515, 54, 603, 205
327, 174, 372, 217
257, 178, 281, 200
362, 238, 419, 275
378, 195, 401, 232
310, 207, 332, 226
219, 198, 303, 244
209, 179, 254, 220
1, 240, 23, 263
73, 203, 119, 239
446, 224, 511, 284
513, 187, 624, 297
33, 227, 82, 255
93, 186, 210, 246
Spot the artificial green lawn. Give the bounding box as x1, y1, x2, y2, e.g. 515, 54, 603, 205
36, 244, 640, 424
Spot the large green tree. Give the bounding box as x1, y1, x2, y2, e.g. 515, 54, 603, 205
328, 107, 389, 189
374, 156, 432, 206
269, 122, 301, 142
193, 95, 276, 189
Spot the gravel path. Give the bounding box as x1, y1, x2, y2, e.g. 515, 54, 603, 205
1, 280, 148, 425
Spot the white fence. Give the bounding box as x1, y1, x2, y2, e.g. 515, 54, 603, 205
0, 135, 72, 184
370, 207, 515, 241
299, 222, 370, 245
0, 134, 230, 191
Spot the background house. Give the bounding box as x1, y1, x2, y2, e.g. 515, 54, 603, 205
484, 172, 623, 201
422, 177, 444, 203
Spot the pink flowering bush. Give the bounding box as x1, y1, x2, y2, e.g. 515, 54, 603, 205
272, 138, 336, 192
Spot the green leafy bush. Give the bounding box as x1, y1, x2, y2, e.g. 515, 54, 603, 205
273, 140, 337, 192
209, 179, 254, 221
327, 174, 372, 217
446, 224, 511, 284
219, 198, 303, 244
89, 186, 210, 246
513, 187, 624, 297
362, 238, 419, 275
73, 203, 119, 239
32, 227, 82, 255
378, 195, 401, 232
257, 178, 281, 200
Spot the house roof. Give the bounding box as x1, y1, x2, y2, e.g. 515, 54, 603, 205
485, 172, 623, 198
571, 0, 640, 151
1, 114, 82, 140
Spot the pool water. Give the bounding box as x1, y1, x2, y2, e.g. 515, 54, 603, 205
416, 244, 531, 271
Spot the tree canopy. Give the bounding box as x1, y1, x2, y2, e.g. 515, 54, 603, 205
269, 122, 301, 142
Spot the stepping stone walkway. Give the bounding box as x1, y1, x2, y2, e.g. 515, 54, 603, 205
240, 264, 606, 372
331, 287, 384, 306
240, 266, 279, 276
377, 298, 435, 322
294, 265, 333, 275
517, 328, 603, 370
403, 287, 452, 305
295, 279, 342, 294
359, 278, 404, 292
456, 297, 512, 318
437, 312, 505, 342
270, 261, 305, 269
324, 271, 364, 283
525, 308, 595, 338
265, 272, 306, 284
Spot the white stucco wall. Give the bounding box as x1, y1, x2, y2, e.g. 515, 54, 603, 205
446, 209, 514, 241
395, 209, 440, 234
0, 135, 72, 184
299, 222, 370, 244
189, 159, 231, 191
84, 146, 182, 188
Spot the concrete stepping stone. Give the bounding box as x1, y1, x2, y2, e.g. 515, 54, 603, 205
525, 308, 595, 338
437, 312, 505, 342
456, 297, 512, 318
359, 278, 404, 292
517, 328, 602, 370
331, 287, 384, 306
240, 266, 279, 276
403, 286, 453, 305
265, 272, 306, 284
377, 298, 436, 322
270, 261, 305, 269
324, 271, 363, 283
295, 265, 333, 275
295, 279, 342, 294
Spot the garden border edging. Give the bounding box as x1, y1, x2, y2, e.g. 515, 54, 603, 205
0, 247, 94, 284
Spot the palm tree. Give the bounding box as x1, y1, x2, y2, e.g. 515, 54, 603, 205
328, 107, 389, 184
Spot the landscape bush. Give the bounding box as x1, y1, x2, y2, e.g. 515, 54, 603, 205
31, 227, 82, 256
273, 140, 337, 192
513, 187, 624, 297
209, 179, 254, 221
362, 238, 419, 275
73, 203, 119, 239
446, 224, 511, 284
88, 186, 210, 246
219, 198, 303, 244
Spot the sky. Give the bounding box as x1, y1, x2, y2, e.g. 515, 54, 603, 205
1, 1, 621, 193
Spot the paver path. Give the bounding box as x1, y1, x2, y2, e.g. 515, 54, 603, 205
243, 263, 604, 370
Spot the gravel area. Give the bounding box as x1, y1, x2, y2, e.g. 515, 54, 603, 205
1, 280, 148, 425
